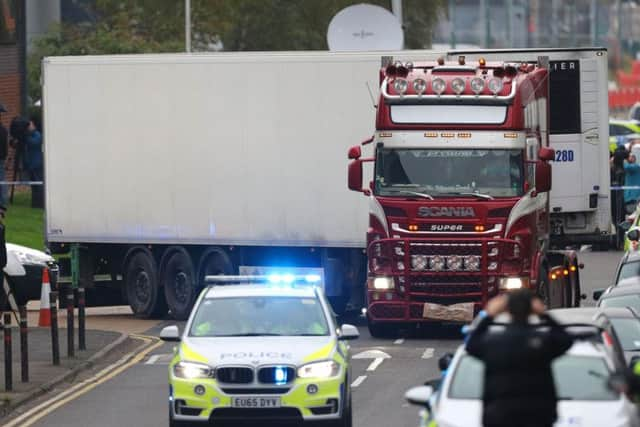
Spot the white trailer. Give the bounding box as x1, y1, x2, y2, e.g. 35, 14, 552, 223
43, 51, 434, 318
446, 48, 612, 247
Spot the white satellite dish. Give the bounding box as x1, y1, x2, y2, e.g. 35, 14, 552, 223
327, 3, 404, 52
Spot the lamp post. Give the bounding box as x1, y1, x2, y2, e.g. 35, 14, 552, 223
185, 0, 191, 53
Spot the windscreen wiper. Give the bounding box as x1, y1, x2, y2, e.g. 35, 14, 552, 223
392, 190, 434, 200
451, 191, 494, 200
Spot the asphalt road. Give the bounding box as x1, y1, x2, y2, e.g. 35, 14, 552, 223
3, 250, 624, 427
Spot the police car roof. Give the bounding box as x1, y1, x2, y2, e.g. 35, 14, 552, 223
204, 284, 318, 299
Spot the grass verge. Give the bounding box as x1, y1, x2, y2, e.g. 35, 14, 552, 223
5, 190, 44, 249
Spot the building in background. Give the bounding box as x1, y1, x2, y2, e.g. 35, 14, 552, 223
0, 0, 26, 186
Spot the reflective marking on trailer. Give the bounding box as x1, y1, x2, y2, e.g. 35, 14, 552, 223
351, 375, 367, 388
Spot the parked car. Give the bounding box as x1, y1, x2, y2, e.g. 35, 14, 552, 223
550, 307, 640, 364
405, 318, 637, 427
610, 119, 640, 150
613, 250, 640, 286
0, 243, 58, 309
596, 279, 640, 315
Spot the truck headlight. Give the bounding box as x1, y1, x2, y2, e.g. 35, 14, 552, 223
371, 277, 393, 290
10, 247, 54, 267
499, 277, 530, 290
297, 360, 340, 379
173, 361, 214, 379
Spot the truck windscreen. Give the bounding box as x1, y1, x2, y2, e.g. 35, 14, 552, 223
375, 148, 524, 198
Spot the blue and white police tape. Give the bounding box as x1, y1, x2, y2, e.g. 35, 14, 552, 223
611, 186, 640, 190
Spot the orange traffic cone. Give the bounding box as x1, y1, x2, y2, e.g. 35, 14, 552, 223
38, 268, 52, 327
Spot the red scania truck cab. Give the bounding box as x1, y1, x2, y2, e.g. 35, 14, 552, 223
347, 55, 579, 337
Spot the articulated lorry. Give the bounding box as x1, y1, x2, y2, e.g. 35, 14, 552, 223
43, 52, 429, 319
348, 48, 604, 336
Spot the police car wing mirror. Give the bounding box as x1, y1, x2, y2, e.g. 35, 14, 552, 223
538, 146, 555, 161
627, 228, 640, 242
160, 325, 181, 342
592, 288, 606, 301
339, 324, 359, 340
405, 385, 434, 407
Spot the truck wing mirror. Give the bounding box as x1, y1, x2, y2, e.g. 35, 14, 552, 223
348, 145, 362, 160
538, 147, 555, 161
348, 158, 373, 195
535, 161, 552, 193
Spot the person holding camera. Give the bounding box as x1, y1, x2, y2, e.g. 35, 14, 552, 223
465, 289, 574, 427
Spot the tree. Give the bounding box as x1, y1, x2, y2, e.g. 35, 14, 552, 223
28, 0, 446, 101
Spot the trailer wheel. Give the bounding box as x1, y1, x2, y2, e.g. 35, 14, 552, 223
197, 249, 233, 288
124, 250, 165, 318
162, 247, 197, 321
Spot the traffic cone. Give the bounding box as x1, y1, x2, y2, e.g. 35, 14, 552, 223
38, 268, 52, 327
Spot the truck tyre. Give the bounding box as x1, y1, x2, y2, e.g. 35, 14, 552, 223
537, 263, 551, 308
197, 249, 233, 288
124, 250, 165, 318
162, 247, 197, 321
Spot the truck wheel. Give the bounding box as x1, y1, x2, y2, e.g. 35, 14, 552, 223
124, 250, 165, 318
197, 249, 233, 288
537, 264, 551, 308
162, 247, 197, 321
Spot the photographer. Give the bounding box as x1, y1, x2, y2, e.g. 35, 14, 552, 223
465, 290, 574, 427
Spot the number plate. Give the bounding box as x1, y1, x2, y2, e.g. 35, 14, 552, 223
231, 397, 281, 408
422, 302, 474, 322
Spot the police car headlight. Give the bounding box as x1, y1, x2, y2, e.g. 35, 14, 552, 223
9, 246, 54, 267
173, 361, 214, 379
297, 360, 340, 379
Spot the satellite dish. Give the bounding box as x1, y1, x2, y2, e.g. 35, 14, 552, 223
327, 4, 404, 51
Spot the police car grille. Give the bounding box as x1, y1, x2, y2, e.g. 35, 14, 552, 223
258, 367, 296, 384
221, 387, 291, 394
210, 407, 302, 422
216, 367, 254, 384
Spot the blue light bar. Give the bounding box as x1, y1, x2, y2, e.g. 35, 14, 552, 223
205, 274, 323, 286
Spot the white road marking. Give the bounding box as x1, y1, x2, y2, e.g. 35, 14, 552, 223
394, 338, 404, 345
421, 348, 435, 359
353, 349, 391, 359
366, 357, 384, 371
145, 355, 160, 365
351, 375, 367, 388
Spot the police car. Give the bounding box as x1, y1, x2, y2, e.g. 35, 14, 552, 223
160, 274, 359, 426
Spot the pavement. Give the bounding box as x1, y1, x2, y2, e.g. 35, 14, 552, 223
0, 249, 626, 427
0, 305, 162, 417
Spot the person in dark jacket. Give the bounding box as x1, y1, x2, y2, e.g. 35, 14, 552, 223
466, 289, 573, 427
24, 118, 43, 208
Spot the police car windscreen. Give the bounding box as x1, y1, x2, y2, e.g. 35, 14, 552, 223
375, 148, 524, 198
189, 297, 330, 337
449, 355, 617, 401
549, 60, 581, 135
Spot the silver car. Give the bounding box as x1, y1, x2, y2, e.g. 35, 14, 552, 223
406, 331, 640, 427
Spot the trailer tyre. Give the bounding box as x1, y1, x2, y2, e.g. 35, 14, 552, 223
162, 247, 197, 321
124, 250, 165, 318
197, 249, 233, 288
